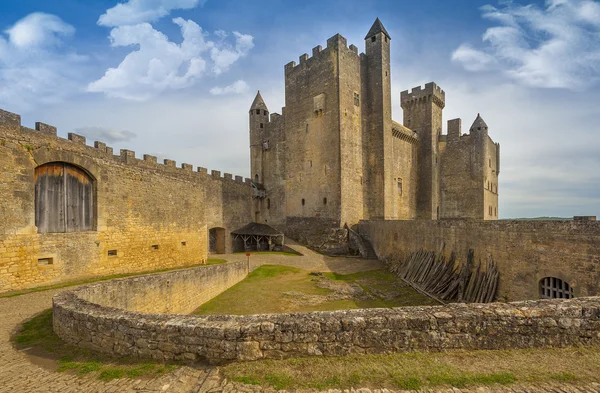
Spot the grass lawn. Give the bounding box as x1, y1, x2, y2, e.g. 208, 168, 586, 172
1, 258, 226, 299
222, 347, 600, 390
194, 265, 437, 315
13, 309, 181, 380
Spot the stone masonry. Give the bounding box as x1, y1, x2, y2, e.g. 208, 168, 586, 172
53, 263, 600, 364
250, 18, 500, 248
0, 108, 252, 292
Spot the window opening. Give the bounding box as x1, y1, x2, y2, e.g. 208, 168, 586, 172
151, 244, 159, 250
306, 124, 309, 133
256, 109, 260, 115
181, 242, 187, 246
323, 197, 327, 205
263, 110, 267, 115
302, 198, 305, 206
540, 277, 573, 299
38, 258, 53, 265
354, 92, 360, 106
397, 178, 403, 196
260, 123, 264, 128
267, 198, 271, 209
108, 250, 117, 256
254, 174, 259, 183
371, 36, 376, 42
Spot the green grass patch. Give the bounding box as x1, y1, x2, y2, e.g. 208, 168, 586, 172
1, 260, 226, 298
222, 348, 600, 390
194, 265, 436, 315
13, 309, 182, 381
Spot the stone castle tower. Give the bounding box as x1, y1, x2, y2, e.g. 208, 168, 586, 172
249, 19, 500, 236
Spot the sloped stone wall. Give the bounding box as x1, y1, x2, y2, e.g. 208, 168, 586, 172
53, 265, 600, 364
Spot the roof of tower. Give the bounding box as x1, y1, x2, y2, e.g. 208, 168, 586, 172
365, 18, 391, 40
470, 113, 488, 131
250, 90, 268, 111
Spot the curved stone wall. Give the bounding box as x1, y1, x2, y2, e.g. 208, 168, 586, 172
53, 265, 600, 364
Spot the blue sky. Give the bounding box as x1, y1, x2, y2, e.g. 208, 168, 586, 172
0, 0, 599, 218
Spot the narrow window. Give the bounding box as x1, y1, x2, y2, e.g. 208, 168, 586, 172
254, 174, 259, 183
302, 198, 305, 206
151, 244, 159, 250
385, 36, 388, 43
371, 36, 376, 42
260, 123, 264, 128
267, 198, 271, 209
323, 197, 327, 205
397, 178, 403, 196
108, 250, 117, 256
256, 109, 260, 115
354, 92, 360, 106
489, 158, 491, 167
306, 124, 309, 133
38, 257, 53, 265
263, 110, 267, 115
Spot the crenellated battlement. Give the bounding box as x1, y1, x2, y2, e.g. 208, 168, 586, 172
400, 82, 446, 109
0, 108, 251, 188
284, 33, 361, 75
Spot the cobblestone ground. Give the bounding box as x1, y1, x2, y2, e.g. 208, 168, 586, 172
2, 253, 600, 392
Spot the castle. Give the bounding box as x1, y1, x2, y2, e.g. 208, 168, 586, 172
250, 19, 499, 228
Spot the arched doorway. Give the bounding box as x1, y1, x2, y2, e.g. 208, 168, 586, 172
208, 227, 226, 254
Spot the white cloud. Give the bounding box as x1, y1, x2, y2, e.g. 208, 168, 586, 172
75, 126, 137, 143
5, 12, 75, 48
452, 0, 600, 89
98, 0, 203, 27
210, 32, 254, 75
89, 17, 254, 100
0, 13, 85, 112
209, 80, 250, 95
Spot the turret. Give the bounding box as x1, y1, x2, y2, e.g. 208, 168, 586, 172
400, 82, 445, 220
469, 113, 488, 134
364, 18, 393, 219
249, 91, 269, 184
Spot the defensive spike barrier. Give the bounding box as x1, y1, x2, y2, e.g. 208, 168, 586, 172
388, 248, 499, 304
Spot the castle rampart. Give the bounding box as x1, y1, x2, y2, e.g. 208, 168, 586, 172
359, 219, 600, 301
0, 108, 252, 292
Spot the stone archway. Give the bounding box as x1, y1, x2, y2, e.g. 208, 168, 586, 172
208, 227, 226, 254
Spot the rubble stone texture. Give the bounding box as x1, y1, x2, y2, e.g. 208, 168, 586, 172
53, 264, 600, 364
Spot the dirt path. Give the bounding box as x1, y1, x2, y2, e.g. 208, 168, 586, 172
219, 238, 385, 274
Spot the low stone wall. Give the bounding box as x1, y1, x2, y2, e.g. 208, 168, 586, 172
54, 265, 600, 363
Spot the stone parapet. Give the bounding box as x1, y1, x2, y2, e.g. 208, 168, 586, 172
53, 264, 600, 364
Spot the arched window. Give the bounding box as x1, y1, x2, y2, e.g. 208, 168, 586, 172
540, 277, 573, 299
254, 174, 259, 183
35, 162, 94, 233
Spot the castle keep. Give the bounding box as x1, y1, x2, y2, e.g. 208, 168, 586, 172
250, 19, 499, 228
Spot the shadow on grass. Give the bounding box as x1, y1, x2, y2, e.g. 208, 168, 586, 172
12, 308, 202, 381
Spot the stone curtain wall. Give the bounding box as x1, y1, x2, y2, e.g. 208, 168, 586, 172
359, 219, 600, 301
0, 108, 252, 292
54, 267, 600, 363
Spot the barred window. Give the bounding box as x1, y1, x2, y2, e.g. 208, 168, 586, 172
540, 277, 573, 299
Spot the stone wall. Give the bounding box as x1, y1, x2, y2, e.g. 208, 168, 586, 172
359, 219, 600, 301
0, 108, 252, 292
53, 266, 600, 363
